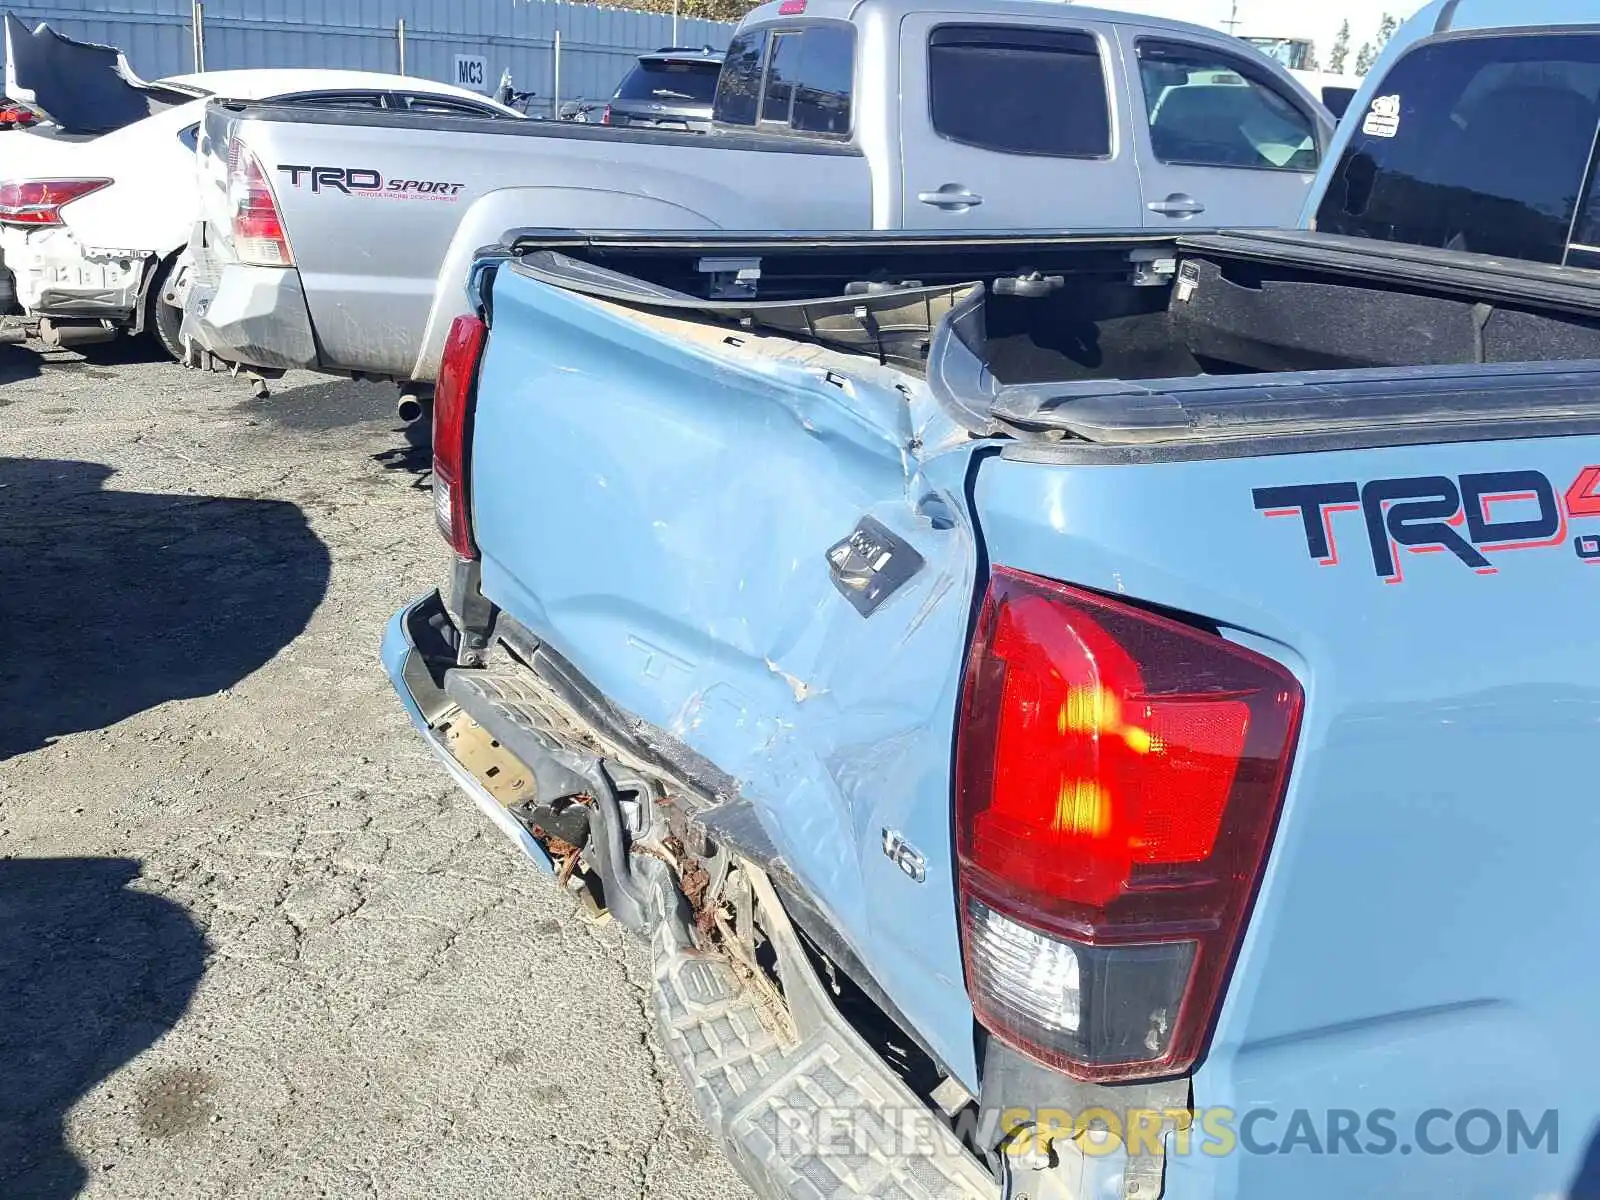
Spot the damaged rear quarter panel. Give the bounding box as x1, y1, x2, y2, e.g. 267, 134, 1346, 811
470, 269, 985, 1086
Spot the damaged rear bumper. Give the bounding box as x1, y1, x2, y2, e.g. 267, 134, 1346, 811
380, 594, 555, 874
0, 226, 149, 322
382, 589, 999, 1200
179, 232, 320, 371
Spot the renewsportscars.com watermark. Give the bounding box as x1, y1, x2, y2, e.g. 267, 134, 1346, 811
769, 1105, 1562, 1160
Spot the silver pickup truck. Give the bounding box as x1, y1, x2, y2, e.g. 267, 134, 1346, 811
179, 0, 1331, 394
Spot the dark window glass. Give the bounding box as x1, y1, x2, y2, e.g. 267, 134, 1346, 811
762, 33, 801, 123
713, 30, 767, 126
928, 25, 1110, 158
400, 94, 501, 117
1315, 32, 1600, 265
1322, 86, 1357, 118
792, 26, 853, 134
759, 26, 853, 134
615, 60, 721, 105
1137, 41, 1318, 171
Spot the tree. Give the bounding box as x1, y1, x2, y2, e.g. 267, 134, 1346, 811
1354, 41, 1375, 76
1376, 12, 1398, 49
1329, 20, 1351, 74
1303, 42, 1320, 71
593, 0, 761, 19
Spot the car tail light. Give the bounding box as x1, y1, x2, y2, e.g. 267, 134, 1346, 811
956, 568, 1303, 1082
0, 105, 37, 127
228, 146, 293, 266
0, 179, 112, 226
433, 313, 488, 559
600, 104, 613, 125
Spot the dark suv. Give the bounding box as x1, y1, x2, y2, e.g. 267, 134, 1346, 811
602, 47, 724, 133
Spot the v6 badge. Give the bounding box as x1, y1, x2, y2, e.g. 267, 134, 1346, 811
826, 516, 924, 617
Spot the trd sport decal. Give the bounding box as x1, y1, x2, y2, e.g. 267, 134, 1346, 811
1253, 468, 1600, 583
277, 165, 466, 200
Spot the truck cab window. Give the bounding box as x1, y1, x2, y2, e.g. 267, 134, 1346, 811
760, 26, 854, 135
713, 29, 768, 126
927, 26, 1110, 158
1315, 32, 1600, 265
1136, 41, 1318, 171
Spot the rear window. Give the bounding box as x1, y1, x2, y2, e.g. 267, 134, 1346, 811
928, 26, 1110, 158
1315, 32, 1600, 265
759, 25, 853, 135
615, 59, 721, 105
713, 30, 767, 125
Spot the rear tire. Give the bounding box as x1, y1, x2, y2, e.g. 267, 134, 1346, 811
147, 257, 185, 363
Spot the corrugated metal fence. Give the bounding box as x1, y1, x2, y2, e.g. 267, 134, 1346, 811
1, 0, 736, 116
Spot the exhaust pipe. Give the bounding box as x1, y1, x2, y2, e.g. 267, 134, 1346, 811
396, 386, 433, 425
39, 317, 115, 349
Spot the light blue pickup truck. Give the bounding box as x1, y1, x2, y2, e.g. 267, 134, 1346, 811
385, 3, 1600, 1196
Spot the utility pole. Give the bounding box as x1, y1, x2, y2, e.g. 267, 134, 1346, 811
1221, 0, 1240, 35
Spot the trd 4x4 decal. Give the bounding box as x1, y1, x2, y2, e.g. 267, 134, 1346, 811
1254, 467, 1600, 583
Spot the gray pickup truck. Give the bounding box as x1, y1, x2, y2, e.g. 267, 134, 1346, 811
178, 0, 1331, 396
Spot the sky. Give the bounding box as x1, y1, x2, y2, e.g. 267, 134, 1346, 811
1095, 0, 1426, 69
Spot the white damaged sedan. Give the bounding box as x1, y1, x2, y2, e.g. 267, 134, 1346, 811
0, 16, 522, 356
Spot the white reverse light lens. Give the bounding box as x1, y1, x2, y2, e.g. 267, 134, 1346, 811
968, 900, 1082, 1034
965, 897, 1198, 1071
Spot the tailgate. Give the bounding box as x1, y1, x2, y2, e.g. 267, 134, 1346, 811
471, 260, 990, 1086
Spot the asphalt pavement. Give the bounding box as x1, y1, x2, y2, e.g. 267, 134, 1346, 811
0, 339, 752, 1199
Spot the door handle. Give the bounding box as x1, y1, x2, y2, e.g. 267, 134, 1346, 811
1148, 193, 1206, 217
918, 184, 984, 211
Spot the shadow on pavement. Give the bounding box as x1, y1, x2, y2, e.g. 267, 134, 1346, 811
0, 344, 43, 388
237, 376, 398, 432
0, 858, 207, 1197
373, 418, 433, 485
0, 458, 331, 760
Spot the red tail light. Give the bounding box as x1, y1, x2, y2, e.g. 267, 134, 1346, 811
600, 104, 613, 125
228, 146, 293, 266
433, 314, 488, 559
0, 179, 112, 226
956, 568, 1302, 1082
0, 105, 37, 127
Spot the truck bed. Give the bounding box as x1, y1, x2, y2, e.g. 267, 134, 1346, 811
493, 227, 1600, 416
398, 224, 1600, 1199
192, 100, 869, 378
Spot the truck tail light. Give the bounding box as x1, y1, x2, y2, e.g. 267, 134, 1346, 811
600, 104, 613, 125
955, 568, 1303, 1082
433, 313, 487, 559
0, 179, 112, 226
228, 146, 293, 267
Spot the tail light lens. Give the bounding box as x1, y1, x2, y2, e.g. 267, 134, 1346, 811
600, 104, 613, 125
228, 146, 293, 266
956, 568, 1303, 1082
433, 314, 488, 559
0, 179, 112, 226
0, 105, 37, 127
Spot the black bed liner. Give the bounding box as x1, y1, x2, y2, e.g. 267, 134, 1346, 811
499, 226, 1600, 460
